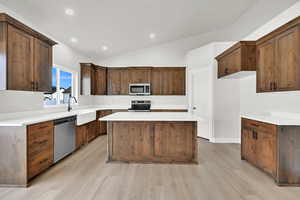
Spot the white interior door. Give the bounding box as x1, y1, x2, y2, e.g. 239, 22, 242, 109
191, 68, 213, 140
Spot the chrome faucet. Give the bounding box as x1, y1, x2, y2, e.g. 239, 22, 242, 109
68, 94, 78, 112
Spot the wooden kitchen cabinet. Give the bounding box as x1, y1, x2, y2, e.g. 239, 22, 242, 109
27, 121, 54, 180
241, 118, 300, 186
76, 124, 88, 149
107, 68, 128, 95
97, 110, 113, 135
34, 38, 53, 92
153, 122, 194, 162
87, 120, 98, 143
0, 13, 56, 92
128, 67, 152, 84
215, 41, 256, 79
151, 67, 186, 95
256, 16, 300, 93
108, 121, 197, 163
111, 122, 153, 161
80, 63, 106, 95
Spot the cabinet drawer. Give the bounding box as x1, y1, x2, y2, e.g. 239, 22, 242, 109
28, 151, 53, 179
28, 135, 53, 159
28, 121, 53, 132
242, 118, 276, 134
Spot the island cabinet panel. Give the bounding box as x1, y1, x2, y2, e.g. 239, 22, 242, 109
111, 122, 153, 161
241, 118, 300, 186
107, 121, 197, 164
256, 16, 300, 93
107, 68, 129, 95
0, 14, 56, 92
154, 122, 194, 162
215, 41, 256, 79
27, 121, 54, 180
151, 67, 186, 95
128, 67, 152, 84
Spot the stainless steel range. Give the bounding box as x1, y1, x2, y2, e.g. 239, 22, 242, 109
128, 100, 151, 112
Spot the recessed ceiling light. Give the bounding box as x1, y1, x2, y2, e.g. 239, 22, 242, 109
65, 8, 75, 16
70, 37, 78, 43
149, 33, 156, 39
102, 45, 108, 51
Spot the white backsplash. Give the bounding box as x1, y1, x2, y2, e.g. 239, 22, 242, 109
93, 95, 188, 109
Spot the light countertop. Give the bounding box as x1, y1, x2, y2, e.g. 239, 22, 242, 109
99, 112, 199, 122
241, 112, 300, 126
0, 105, 188, 126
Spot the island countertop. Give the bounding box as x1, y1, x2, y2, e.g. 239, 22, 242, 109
99, 112, 199, 122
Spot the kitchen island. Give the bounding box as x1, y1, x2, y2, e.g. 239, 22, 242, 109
100, 112, 198, 164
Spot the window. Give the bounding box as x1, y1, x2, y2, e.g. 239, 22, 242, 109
44, 66, 77, 106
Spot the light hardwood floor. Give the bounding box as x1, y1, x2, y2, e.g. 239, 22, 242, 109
1, 136, 300, 200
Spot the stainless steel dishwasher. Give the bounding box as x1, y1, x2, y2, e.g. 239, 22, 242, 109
53, 116, 76, 163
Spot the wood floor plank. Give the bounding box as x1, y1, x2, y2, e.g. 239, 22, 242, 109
1, 135, 300, 200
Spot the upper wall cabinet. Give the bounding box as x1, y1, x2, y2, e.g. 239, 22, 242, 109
151, 67, 186, 95
256, 16, 300, 93
80, 63, 107, 95
0, 13, 57, 92
128, 67, 152, 84
215, 41, 256, 79
107, 67, 128, 95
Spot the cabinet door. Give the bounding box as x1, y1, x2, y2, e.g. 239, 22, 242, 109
275, 26, 300, 91
80, 65, 94, 95
257, 39, 276, 92
227, 49, 241, 75
151, 68, 186, 95
76, 125, 87, 148
34, 38, 52, 92
7, 24, 34, 91
241, 128, 256, 165
94, 67, 107, 95
256, 130, 276, 176
111, 122, 153, 161
154, 122, 194, 162
87, 121, 97, 143
128, 67, 151, 84
107, 68, 128, 95
99, 110, 113, 135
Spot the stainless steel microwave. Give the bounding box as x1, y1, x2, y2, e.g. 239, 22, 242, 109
129, 83, 151, 96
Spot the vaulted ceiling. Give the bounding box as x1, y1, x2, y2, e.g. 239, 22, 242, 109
0, 0, 257, 60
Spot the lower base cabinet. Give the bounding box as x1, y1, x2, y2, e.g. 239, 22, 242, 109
97, 110, 113, 135
27, 121, 54, 180
242, 118, 300, 186
76, 120, 100, 149
108, 121, 197, 163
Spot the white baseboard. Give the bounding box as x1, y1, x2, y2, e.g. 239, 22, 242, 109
210, 138, 241, 144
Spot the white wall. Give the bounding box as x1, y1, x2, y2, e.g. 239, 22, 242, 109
240, 1, 300, 115
93, 96, 188, 109
187, 42, 241, 143
0, 4, 93, 114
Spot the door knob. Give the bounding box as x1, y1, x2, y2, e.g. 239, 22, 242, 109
193, 107, 197, 110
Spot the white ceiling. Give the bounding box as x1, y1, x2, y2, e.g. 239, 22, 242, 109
0, 0, 257, 60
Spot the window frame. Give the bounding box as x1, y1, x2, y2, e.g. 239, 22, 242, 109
44, 64, 78, 107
